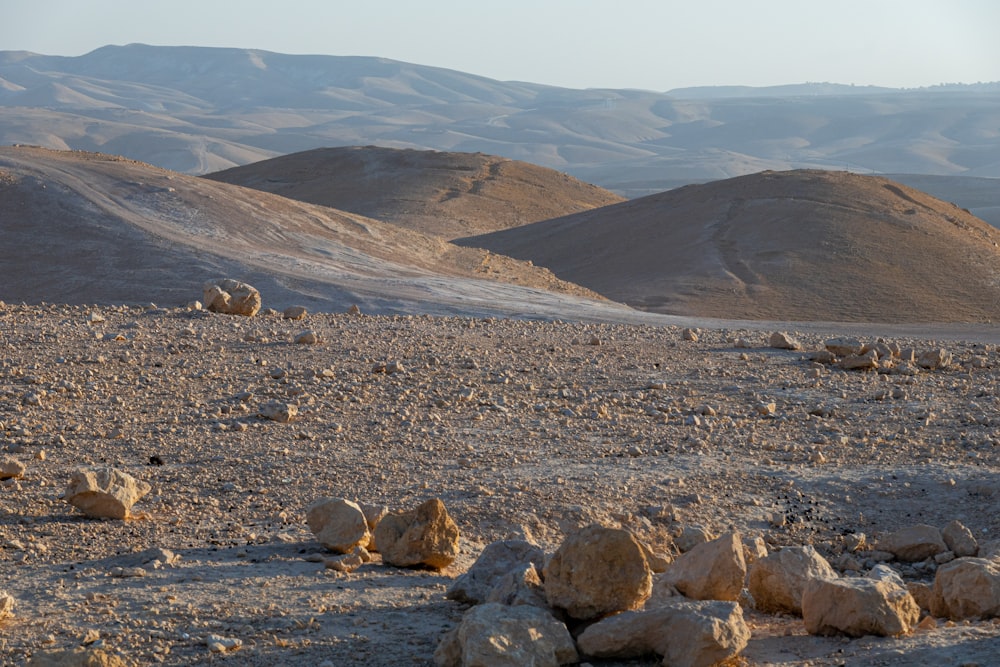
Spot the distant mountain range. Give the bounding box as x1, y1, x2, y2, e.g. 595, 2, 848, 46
1, 44, 998, 202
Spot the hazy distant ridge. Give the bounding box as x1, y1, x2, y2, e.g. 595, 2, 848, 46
1, 44, 999, 191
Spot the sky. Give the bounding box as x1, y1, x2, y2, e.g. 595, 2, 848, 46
2, 0, 999, 91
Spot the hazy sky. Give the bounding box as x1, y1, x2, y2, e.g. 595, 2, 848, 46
3, 0, 998, 90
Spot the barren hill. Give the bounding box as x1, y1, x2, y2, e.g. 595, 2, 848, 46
203, 146, 624, 239
457, 169, 1000, 323
0, 146, 611, 316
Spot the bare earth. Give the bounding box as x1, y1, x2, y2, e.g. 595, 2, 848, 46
1, 303, 999, 666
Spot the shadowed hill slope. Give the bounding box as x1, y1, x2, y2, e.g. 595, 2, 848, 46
0, 146, 609, 316
457, 169, 1000, 323
203, 146, 625, 239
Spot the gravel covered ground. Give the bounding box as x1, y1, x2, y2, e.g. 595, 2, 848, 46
1, 302, 999, 665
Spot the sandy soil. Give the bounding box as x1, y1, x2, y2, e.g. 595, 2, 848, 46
1, 302, 999, 665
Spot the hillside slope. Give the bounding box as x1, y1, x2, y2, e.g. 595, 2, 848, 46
204, 146, 625, 239
457, 170, 1000, 323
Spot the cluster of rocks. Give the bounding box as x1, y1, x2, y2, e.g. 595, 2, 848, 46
767, 332, 953, 373
431, 515, 1000, 667
306, 496, 460, 572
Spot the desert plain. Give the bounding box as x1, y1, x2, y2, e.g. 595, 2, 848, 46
1, 47, 1000, 666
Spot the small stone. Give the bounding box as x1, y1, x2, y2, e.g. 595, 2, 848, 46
205, 635, 242, 652
259, 400, 297, 423
682, 328, 699, 342
293, 330, 319, 344
917, 348, 953, 370
769, 332, 802, 350
282, 305, 308, 320
838, 350, 879, 371
64, 467, 151, 520
0, 456, 26, 480
942, 519, 979, 558
825, 337, 864, 356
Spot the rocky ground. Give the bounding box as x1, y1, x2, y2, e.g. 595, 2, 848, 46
1, 302, 999, 665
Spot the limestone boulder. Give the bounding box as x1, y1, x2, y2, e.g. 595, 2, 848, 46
375, 498, 460, 570
663, 531, 746, 602
577, 599, 750, 667
878, 524, 947, 562
202, 279, 261, 317
769, 332, 802, 350
259, 400, 297, 423
802, 577, 919, 637
433, 602, 577, 667
446, 539, 545, 604
942, 520, 979, 558
748, 545, 838, 615
931, 557, 1000, 620
26, 648, 133, 666
0, 455, 26, 480
282, 305, 307, 320
485, 563, 548, 609
543, 524, 652, 620
917, 348, 953, 370
0, 590, 13, 619
64, 467, 151, 519
306, 497, 371, 554
824, 337, 864, 357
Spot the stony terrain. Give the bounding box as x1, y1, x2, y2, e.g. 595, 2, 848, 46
1, 301, 999, 665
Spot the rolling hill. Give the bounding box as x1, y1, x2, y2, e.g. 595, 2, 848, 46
456, 169, 1000, 323
203, 146, 625, 239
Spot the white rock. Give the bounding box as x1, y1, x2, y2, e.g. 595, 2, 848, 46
434, 602, 577, 667
942, 519, 979, 558
769, 332, 802, 350
0, 590, 13, 619
663, 531, 746, 602
878, 524, 947, 562
577, 599, 750, 667
748, 545, 838, 615
306, 497, 371, 553
931, 557, 1000, 620
294, 330, 319, 344
202, 279, 261, 317
674, 524, 716, 553
64, 467, 151, 520
485, 563, 548, 609
259, 400, 297, 423
917, 348, 952, 370
282, 305, 308, 320
802, 577, 919, 637
374, 498, 460, 570
446, 539, 546, 604
0, 456, 26, 480
544, 524, 652, 620
824, 337, 864, 356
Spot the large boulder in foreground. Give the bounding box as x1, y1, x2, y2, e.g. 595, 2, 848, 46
374, 498, 460, 570
434, 602, 577, 667
931, 557, 1000, 620
446, 539, 546, 604
202, 279, 261, 316
748, 545, 838, 615
662, 531, 746, 602
306, 497, 371, 554
802, 577, 919, 637
64, 467, 151, 519
576, 599, 749, 667
543, 524, 652, 620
